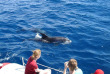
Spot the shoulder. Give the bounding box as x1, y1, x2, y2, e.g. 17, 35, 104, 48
28, 56, 32, 61
31, 60, 38, 67
75, 68, 83, 74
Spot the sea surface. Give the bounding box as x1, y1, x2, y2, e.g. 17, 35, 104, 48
0, 0, 110, 74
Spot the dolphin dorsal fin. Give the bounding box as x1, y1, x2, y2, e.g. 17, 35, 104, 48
40, 33, 48, 39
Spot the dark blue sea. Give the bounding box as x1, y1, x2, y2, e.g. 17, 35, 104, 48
0, 0, 110, 74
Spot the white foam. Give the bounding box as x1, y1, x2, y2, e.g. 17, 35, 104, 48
62, 38, 72, 44
35, 33, 42, 39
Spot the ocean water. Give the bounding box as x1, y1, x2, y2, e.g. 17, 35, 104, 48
0, 0, 110, 74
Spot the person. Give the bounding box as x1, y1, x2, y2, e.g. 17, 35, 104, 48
63, 59, 83, 74
91, 69, 104, 74
25, 49, 51, 74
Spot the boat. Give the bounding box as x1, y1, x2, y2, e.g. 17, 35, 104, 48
0, 63, 25, 74
0, 57, 62, 74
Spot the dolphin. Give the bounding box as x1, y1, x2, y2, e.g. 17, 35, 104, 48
34, 33, 72, 44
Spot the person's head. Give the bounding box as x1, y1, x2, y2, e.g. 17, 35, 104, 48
31, 49, 41, 60
91, 69, 104, 74
68, 59, 77, 71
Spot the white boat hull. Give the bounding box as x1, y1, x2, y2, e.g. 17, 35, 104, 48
0, 63, 25, 74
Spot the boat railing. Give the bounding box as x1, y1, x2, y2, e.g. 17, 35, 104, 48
22, 57, 63, 73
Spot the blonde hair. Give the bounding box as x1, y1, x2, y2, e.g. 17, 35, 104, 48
68, 59, 77, 71
31, 49, 41, 59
